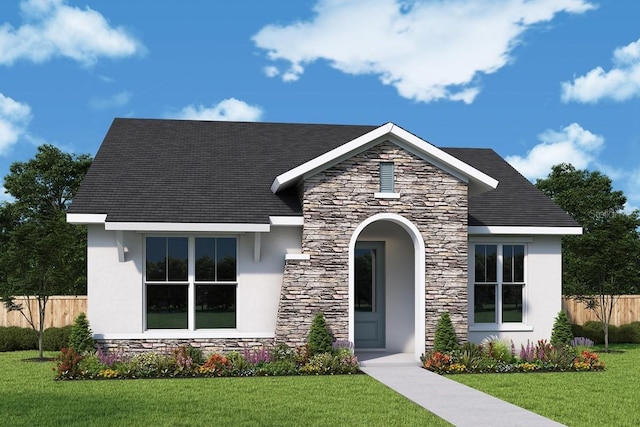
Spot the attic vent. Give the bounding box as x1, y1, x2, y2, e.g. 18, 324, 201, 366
379, 162, 394, 193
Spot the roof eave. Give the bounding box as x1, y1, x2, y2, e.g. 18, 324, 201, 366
468, 226, 583, 235
270, 122, 499, 194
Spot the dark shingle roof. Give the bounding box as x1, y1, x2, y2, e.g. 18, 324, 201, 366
69, 119, 376, 223
69, 118, 578, 228
442, 148, 579, 228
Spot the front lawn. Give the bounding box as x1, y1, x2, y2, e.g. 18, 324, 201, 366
0, 351, 449, 427
452, 344, 640, 426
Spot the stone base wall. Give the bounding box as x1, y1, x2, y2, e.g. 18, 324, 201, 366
275, 141, 469, 352
275, 257, 348, 347
97, 338, 276, 354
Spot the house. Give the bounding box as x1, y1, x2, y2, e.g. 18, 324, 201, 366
67, 119, 581, 360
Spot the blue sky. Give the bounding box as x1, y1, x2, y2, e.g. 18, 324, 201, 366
1, 0, 639, 209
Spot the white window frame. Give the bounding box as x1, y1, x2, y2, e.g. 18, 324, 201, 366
470, 242, 528, 327
143, 235, 238, 331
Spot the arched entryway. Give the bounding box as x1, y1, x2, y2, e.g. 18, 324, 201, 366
348, 213, 425, 361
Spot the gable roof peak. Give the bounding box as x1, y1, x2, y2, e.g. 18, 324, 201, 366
270, 122, 498, 196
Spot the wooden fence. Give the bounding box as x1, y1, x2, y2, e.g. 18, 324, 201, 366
0, 296, 87, 328
562, 296, 640, 326
1, 295, 638, 328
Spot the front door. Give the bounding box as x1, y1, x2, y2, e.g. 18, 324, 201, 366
354, 241, 385, 349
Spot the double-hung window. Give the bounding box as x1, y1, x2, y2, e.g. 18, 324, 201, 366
145, 236, 237, 330
473, 244, 525, 324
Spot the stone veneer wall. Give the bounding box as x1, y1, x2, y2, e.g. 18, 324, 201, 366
275, 141, 469, 351
97, 338, 276, 354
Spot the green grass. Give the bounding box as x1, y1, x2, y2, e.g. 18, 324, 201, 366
0, 351, 449, 427
452, 344, 640, 426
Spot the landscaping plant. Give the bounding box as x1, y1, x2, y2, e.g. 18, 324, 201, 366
3, 351, 447, 427
550, 310, 574, 346
423, 337, 604, 374
307, 311, 333, 356
433, 311, 458, 353
54, 339, 359, 380
68, 312, 95, 354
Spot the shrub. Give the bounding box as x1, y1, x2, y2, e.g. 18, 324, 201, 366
422, 351, 452, 373
433, 312, 458, 354
571, 323, 584, 338
43, 326, 72, 351
580, 321, 604, 343
77, 353, 103, 378
226, 351, 254, 376
300, 352, 358, 375
308, 312, 333, 356
131, 352, 171, 376
455, 342, 483, 368
272, 343, 297, 362
185, 345, 205, 365
55, 347, 84, 379
574, 350, 605, 371
199, 353, 231, 376
481, 336, 514, 363
550, 311, 574, 346
171, 346, 194, 372
68, 313, 95, 354
617, 322, 640, 344
0, 326, 38, 351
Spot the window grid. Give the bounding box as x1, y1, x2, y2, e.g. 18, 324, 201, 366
145, 236, 237, 330
473, 244, 526, 324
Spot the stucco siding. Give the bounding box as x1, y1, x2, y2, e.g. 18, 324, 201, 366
87, 225, 301, 341
87, 225, 144, 335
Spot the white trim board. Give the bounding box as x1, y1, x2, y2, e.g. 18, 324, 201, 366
104, 222, 270, 233
469, 226, 582, 235
270, 122, 498, 196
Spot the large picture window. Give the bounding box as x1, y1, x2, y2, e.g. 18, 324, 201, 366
145, 236, 237, 330
473, 244, 525, 324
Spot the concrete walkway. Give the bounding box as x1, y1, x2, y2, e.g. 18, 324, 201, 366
357, 352, 565, 427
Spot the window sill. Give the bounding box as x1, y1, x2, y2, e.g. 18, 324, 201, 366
374, 192, 400, 199
469, 324, 534, 333
285, 253, 310, 261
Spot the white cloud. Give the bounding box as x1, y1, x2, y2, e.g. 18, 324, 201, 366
90, 91, 132, 109
0, 93, 32, 155
0, 185, 14, 203
561, 38, 640, 103
169, 98, 264, 122
626, 169, 640, 211
0, 0, 144, 66
263, 66, 280, 78
253, 0, 594, 103
506, 123, 604, 180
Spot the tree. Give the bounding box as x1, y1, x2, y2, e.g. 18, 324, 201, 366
433, 311, 458, 353
550, 310, 573, 347
536, 163, 640, 351
0, 145, 92, 359
68, 312, 95, 354
307, 312, 333, 356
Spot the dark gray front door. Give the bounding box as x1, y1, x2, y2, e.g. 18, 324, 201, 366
354, 241, 385, 349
